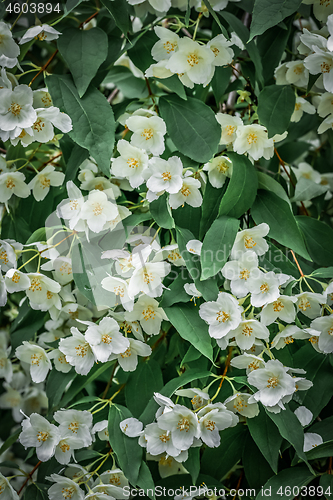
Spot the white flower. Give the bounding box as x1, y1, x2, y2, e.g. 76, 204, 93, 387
0, 22, 20, 61
230, 223, 269, 259
199, 292, 243, 339
248, 360, 297, 409
215, 113, 243, 145
203, 155, 232, 188
169, 177, 202, 209
120, 417, 143, 437
294, 406, 313, 426
143, 423, 181, 457
112, 338, 152, 372
0, 240, 17, 272
260, 295, 297, 325
29, 165, 65, 201
126, 115, 166, 156
174, 388, 210, 409
0, 348, 12, 383
207, 34, 234, 67
291, 97, 316, 122
49, 348, 72, 373
166, 38, 215, 86
5, 268, 30, 292
125, 295, 167, 335
129, 260, 171, 298
229, 319, 269, 350
224, 392, 259, 418
151, 26, 179, 61
304, 46, 333, 93
26, 273, 61, 314
101, 276, 134, 311
186, 239, 202, 255
92, 420, 109, 441
50, 256, 73, 286
246, 271, 289, 308
318, 113, 333, 133
157, 404, 200, 450
19, 24, 61, 44
222, 251, 259, 298
111, 140, 148, 188
233, 124, 274, 161
54, 409, 93, 447
92, 469, 129, 488
230, 352, 266, 374
302, 0, 333, 21
0, 85, 36, 131
274, 63, 289, 85
285, 60, 309, 88
0, 473, 19, 500
311, 314, 333, 353
16, 342, 52, 383
47, 474, 84, 500
19, 413, 61, 462
57, 181, 86, 232
293, 162, 321, 184
84, 317, 130, 362
55, 436, 84, 465
303, 432, 323, 452
159, 244, 186, 266
270, 325, 309, 350
295, 292, 325, 318
197, 404, 238, 447
80, 190, 119, 233
146, 156, 183, 196
33, 89, 53, 108
59, 327, 95, 375
0, 171, 30, 204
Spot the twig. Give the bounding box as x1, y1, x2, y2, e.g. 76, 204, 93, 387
17, 461, 42, 495
102, 362, 118, 399
38, 152, 62, 171
29, 49, 58, 87
107, 88, 119, 104
232, 470, 244, 500
79, 11, 99, 29
290, 250, 304, 277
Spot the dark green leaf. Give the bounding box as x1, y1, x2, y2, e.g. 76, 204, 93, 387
200, 180, 227, 239
257, 23, 292, 83
46, 369, 76, 410
212, 66, 233, 105
218, 152, 258, 218
257, 171, 290, 206
201, 216, 239, 280
258, 85, 296, 137
252, 190, 311, 260
184, 447, 200, 484
242, 433, 274, 489
159, 95, 221, 163
150, 193, 175, 229
319, 474, 333, 496
164, 303, 213, 361
255, 466, 314, 499
57, 28, 108, 97
101, 0, 131, 35
296, 216, 333, 267
155, 75, 187, 100
127, 31, 157, 73
47, 75, 115, 176
247, 406, 283, 473
136, 461, 155, 499
306, 440, 333, 460
125, 360, 163, 417
0, 429, 20, 456
108, 404, 143, 484
64, 143, 89, 183
250, 0, 302, 39
310, 267, 333, 278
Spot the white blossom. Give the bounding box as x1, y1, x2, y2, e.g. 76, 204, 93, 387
169, 176, 202, 209
47, 474, 84, 500
311, 314, 333, 353
295, 292, 325, 318
233, 124, 274, 161
222, 251, 259, 298
19, 24, 61, 44
157, 404, 200, 450
224, 392, 259, 418
230, 223, 269, 259
303, 432, 323, 452
151, 26, 179, 61
111, 338, 152, 372
111, 140, 148, 188
120, 417, 143, 437
59, 327, 95, 375
19, 413, 60, 462
0, 85, 36, 131
199, 292, 243, 339
0, 171, 30, 204
29, 165, 65, 201
125, 295, 167, 335
80, 190, 119, 233
54, 409, 93, 447
16, 342, 52, 383
215, 113, 243, 145
84, 317, 130, 362
203, 155, 232, 188
126, 114, 166, 156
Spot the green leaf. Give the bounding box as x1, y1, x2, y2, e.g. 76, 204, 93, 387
72, 241, 96, 305
257, 23, 292, 83
150, 193, 175, 229
257, 171, 291, 206
200, 216, 239, 280
292, 177, 328, 202
252, 190, 311, 261
47, 74, 115, 176
310, 267, 333, 278
164, 303, 214, 361
159, 95, 221, 163
23, 484, 47, 500
202, 0, 229, 38
247, 406, 283, 473
200, 180, 227, 239
218, 152, 258, 218
155, 75, 187, 100
257, 85, 296, 137
319, 474, 333, 496
220, 10, 264, 87
136, 461, 156, 500
139, 368, 211, 424
242, 434, 274, 489
184, 447, 200, 484
160, 270, 191, 308
266, 406, 309, 466
57, 28, 108, 97
64, 143, 89, 183
127, 31, 157, 73
255, 466, 314, 500
212, 66, 233, 105
0, 429, 20, 456
296, 216, 333, 267
125, 360, 163, 417
259, 241, 299, 279
46, 369, 76, 410
108, 404, 143, 484
101, 0, 131, 35
250, 0, 302, 39
306, 440, 333, 460
201, 425, 248, 479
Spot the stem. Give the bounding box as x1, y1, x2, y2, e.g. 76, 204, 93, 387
29, 50, 59, 87
102, 361, 118, 399
17, 460, 42, 495
290, 250, 304, 277
79, 11, 99, 29
11, 0, 30, 30
211, 347, 233, 401
192, 13, 202, 41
